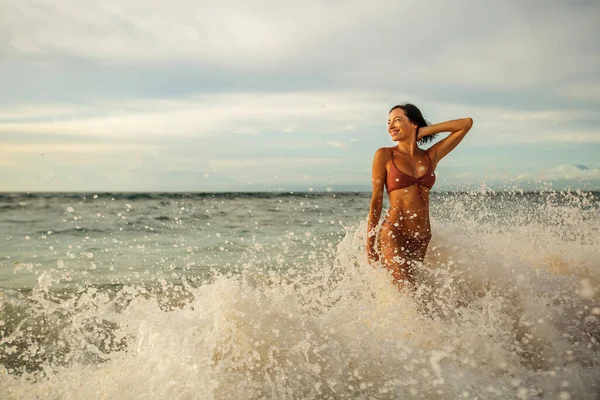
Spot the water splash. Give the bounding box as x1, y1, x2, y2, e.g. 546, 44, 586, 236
1, 190, 599, 399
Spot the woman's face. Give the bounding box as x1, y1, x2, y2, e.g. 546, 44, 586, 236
387, 108, 417, 142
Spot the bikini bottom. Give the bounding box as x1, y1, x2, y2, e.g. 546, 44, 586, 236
378, 220, 432, 279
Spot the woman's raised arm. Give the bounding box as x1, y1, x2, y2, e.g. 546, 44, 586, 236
418, 118, 473, 164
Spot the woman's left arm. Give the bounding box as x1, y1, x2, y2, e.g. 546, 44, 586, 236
417, 118, 473, 164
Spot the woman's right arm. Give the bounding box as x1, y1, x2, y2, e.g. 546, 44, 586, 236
367, 148, 388, 263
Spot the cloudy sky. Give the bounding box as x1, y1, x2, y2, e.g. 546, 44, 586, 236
1, 0, 599, 192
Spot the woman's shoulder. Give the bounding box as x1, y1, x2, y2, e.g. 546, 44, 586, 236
374, 146, 394, 158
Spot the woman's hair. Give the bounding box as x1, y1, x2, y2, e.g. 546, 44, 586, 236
389, 103, 437, 145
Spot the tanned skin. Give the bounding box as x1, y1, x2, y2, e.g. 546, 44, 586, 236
367, 108, 473, 288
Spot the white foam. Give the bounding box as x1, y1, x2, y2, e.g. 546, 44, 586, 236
1, 192, 599, 399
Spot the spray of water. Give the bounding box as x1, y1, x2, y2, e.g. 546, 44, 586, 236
1, 190, 599, 399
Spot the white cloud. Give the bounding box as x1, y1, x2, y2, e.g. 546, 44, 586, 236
3, 0, 374, 63
0, 104, 96, 120
561, 82, 600, 102
541, 165, 600, 181
1, 0, 599, 191
326, 141, 347, 149
209, 157, 338, 169
3, 92, 595, 145
0, 91, 384, 138
497, 110, 594, 122
474, 128, 600, 145
514, 165, 600, 182
439, 106, 600, 146
4, 0, 598, 90
231, 127, 259, 135
1, 143, 164, 154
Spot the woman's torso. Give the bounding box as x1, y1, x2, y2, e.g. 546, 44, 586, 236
384, 147, 436, 237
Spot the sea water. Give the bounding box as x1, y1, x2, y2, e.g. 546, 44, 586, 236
0, 190, 599, 399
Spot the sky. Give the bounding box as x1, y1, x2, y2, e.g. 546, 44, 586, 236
1, 0, 599, 192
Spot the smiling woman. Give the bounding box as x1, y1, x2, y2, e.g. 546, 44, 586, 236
367, 104, 473, 289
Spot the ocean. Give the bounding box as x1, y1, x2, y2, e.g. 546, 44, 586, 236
0, 190, 599, 399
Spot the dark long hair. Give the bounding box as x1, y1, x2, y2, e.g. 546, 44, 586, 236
389, 103, 436, 145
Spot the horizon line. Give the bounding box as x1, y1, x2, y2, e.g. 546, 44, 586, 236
1, 189, 598, 195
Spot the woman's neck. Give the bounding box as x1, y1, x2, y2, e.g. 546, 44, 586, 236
395, 140, 419, 156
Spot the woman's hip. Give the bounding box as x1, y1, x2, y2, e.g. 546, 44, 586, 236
378, 220, 431, 257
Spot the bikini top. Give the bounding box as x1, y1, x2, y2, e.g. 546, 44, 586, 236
386, 150, 436, 194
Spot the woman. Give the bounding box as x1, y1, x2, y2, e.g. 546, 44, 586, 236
367, 103, 473, 288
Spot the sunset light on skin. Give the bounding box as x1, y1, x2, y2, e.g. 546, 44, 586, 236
1, 0, 599, 192
2, 3, 600, 397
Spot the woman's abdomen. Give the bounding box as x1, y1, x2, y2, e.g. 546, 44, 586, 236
385, 192, 431, 237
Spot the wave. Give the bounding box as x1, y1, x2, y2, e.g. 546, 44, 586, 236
1, 229, 599, 398
1, 189, 599, 398
34, 227, 108, 236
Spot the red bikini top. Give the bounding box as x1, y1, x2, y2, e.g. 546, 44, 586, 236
386, 150, 436, 194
